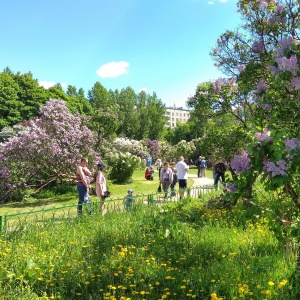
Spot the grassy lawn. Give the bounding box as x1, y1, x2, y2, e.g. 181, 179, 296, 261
0, 167, 212, 216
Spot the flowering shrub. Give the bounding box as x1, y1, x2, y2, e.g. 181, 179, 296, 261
0, 99, 99, 201
106, 151, 141, 183
113, 137, 149, 158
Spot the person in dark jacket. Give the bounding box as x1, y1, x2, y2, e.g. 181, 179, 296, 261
214, 160, 226, 186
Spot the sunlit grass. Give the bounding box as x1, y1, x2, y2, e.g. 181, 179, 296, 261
0, 199, 298, 299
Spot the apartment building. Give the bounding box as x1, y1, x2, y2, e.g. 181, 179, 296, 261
165, 106, 190, 128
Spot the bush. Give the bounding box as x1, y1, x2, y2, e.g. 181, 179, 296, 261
107, 152, 141, 184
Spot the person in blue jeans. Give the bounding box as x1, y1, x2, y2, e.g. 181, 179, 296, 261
214, 160, 226, 186
76, 157, 91, 215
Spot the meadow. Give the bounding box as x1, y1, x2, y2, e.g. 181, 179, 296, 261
0, 168, 298, 300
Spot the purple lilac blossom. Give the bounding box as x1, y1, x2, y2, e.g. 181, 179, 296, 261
291, 77, 300, 90
275, 55, 298, 75
252, 40, 264, 53
231, 151, 251, 174
268, 65, 277, 75
263, 159, 288, 177
262, 104, 271, 110
237, 65, 245, 72
254, 129, 272, 143
285, 138, 300, 151
256, 80, 269, 93
227, 183, 237, 193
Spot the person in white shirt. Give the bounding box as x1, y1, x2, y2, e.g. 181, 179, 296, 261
175, 156, 189, 199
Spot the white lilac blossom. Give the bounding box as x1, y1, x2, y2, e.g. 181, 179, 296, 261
231, 151, 251, 174
263, 159, 288, 177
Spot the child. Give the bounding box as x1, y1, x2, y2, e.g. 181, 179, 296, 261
124, 189, 134, 210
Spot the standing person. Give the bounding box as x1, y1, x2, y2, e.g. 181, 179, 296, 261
155, 158, 162, 178
200, 157, 207, 178
214, 160, 226, 186
76, 157, 91, 215
160, 162, 173, 199
95, 161, 107, 212
124, 189, 134, 210
176, 156, 189, 199
197, 156, 202, 178
170, 162, 178, 197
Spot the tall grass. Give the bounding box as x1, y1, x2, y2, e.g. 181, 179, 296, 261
0, 196, 298, 300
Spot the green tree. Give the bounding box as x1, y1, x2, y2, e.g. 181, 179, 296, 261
0, 72, 22, 130
116, 87, 140, 139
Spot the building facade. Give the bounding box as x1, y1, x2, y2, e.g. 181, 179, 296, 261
165, 106, 190, 128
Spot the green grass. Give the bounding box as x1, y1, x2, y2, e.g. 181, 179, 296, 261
0, 168, 211, 216
0, 199, 298, 300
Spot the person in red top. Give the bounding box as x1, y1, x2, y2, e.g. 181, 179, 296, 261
76, 157, 91, 214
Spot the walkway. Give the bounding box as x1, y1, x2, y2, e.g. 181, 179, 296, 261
189, 173, 214, 187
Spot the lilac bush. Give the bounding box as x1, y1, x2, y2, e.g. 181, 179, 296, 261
231, 151, 251, 174
0, 99, 99, 201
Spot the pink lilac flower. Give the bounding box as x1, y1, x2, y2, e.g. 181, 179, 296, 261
213, 48, 218, 54
285, 138, 300, 151
256, 80, 269, 93
263, 159, 288, 177
262, 103, 271, 110
254, 129, 273, 143
231, 151, 251, 174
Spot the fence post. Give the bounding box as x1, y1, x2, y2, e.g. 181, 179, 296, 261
148, 194, 154, 206
0, 215, 2, 232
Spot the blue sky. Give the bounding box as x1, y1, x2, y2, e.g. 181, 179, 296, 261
1, 0, 241, 107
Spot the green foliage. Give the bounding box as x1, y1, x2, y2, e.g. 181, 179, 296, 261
107, 152, 141, 184
0, 202, 296, 299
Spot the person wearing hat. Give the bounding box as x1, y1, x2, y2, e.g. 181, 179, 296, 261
95, 161, 107, 212
124, 189, 134, 210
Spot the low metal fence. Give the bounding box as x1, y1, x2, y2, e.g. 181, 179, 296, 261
0, 184, 215, 233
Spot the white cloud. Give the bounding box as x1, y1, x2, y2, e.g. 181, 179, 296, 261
139, 87, 147, 92
219, 0, 228, 2
208, 1, 214, 4
96, 61, 129, 78
39, 81, 67, 89
39, 81, 55, 89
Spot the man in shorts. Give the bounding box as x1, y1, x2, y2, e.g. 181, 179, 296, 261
175, 156, 189, 199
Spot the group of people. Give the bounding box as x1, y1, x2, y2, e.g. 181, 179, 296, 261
76, 158, 108, 214
76, 155, 227, 214
157, 156, 189, 199
196, 156, 207, 178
